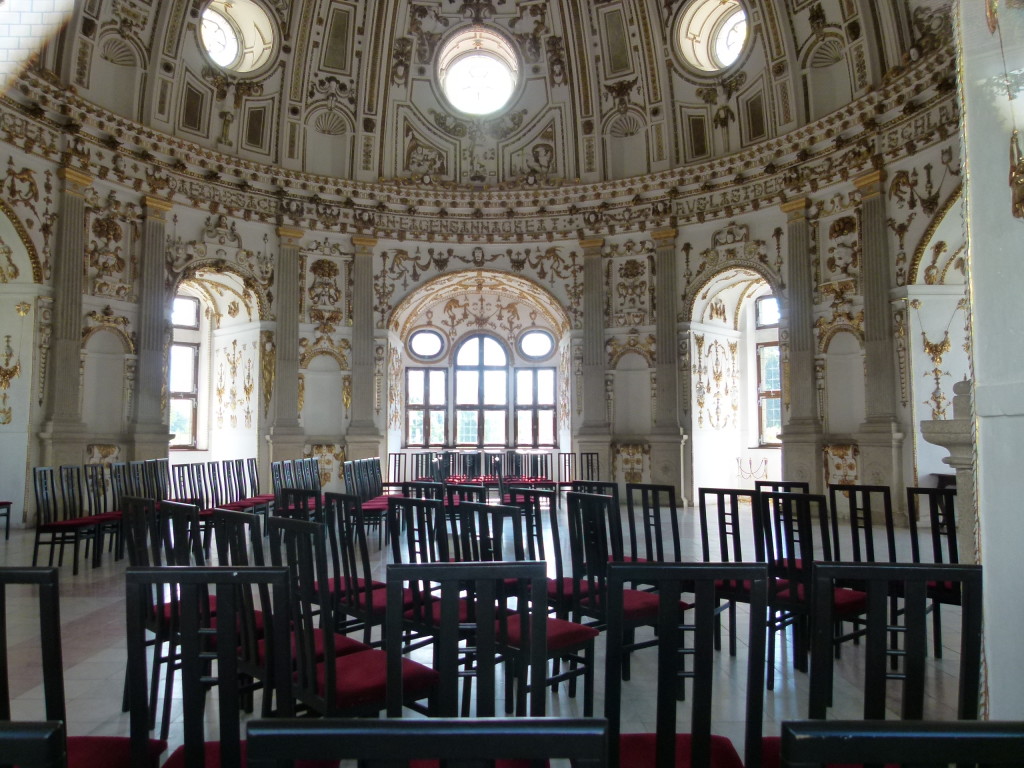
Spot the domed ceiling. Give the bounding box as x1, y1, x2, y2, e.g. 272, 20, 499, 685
28, 0, 953, 188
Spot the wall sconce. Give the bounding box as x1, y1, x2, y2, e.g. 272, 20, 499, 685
0, 302, 30, 425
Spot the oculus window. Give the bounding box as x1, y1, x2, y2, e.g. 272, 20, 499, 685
200, 0, 275, 73
437, 26, 519, 116
676, 0, 748, 73
408, 328, 446, 361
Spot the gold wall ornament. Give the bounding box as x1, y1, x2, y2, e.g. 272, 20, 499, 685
0, 335, 21, 424
297, 373, 305, 413
260, 331, 275, 417
922, 330, 952, 366
342, 374, 352, 411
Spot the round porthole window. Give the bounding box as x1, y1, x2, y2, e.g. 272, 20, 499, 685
676, 0, 748, 73
518, 329, 555, 360
200, 0, 276, 73
437, 26, 520, 116
409, 329, 446, 361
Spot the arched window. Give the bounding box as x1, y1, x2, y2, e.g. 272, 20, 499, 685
404, 330, 558, 449
455, 335, 508, 447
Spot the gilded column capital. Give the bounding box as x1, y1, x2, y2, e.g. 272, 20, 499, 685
352, 235, 378, 249
143, 196, 173, 217
277, 225, 305, 244
58, 167, 92, 193
780, 197, 808, 220
854, 169, 885, 197
651, 227, 678, 243
579, 237, 604, 251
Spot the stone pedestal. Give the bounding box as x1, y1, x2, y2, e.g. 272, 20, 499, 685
855, 420, 906, 517
779, 419, 825, 492
919, 380, 978, 565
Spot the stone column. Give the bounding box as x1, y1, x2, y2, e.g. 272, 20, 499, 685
577, 237, 610, 478
649, 228, 686, 498
130, 196, 174, 459
346, 235, 383, 460
39, 167, 92, 467
853, 171, 904, 494
779, 197, 824, 490
267, 226, 306, 462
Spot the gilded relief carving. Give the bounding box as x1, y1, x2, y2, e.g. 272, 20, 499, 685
824, 215, 859, 283
308, 259, 341, 307
692, 335, 738, 430
607, 333, 655, 369
303, 444, 346, 486
694, 221, 773, 281
824, 444, 859, 485
0, 334, 21, 425
613, 442, 649, 484
260, 331, 275, 417
215, 339, 256, 429
83, 306, 134, 353
388, 346, 402, 429
0, 238, 18, 283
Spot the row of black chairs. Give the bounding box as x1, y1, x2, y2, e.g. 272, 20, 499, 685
31, 458, 271, 575
387, 449, 601, 484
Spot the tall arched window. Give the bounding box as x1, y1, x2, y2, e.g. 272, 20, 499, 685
455, 335, 508, 446
404, 330, 558, 449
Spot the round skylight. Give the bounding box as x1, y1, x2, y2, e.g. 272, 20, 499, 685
199, 0, 275, 73
438, 26, 519, 116
676, 0, 749, 73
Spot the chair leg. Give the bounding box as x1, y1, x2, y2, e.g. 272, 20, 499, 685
728, 601, 738, 657
931, 600, 943, 658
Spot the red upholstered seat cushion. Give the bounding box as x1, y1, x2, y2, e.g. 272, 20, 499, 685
581, 588, 670, 622
346, 586, 417, 616
162, 740, 339, 768
774, 584, 867, 614
547, 577, 591, 603
361, 496, 390, 511
67, 735, 166, 768
315, 648, 439, 710
714, 578, 754, 594
257, 627, 368, 664
501, 614, 599, 652
87, 511, 122, 523
619, 732, 744, 768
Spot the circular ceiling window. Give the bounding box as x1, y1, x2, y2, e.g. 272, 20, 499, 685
437, 26, 520, 116
676, 0, 748, 73
200, 0, 276, 73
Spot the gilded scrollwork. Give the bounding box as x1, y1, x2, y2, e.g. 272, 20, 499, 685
260, 331, 275, 417
824, 444, 859, 485
607, 333, 655, 369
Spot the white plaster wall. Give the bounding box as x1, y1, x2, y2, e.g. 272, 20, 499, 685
956, 0, 1024, 717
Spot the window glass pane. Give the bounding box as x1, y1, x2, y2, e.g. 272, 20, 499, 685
761, 397, 782, 443
482, 411, 506, 444
457, 410, 478, 443
516, 410, 533, 445
169, 398, 195, 447
537, 369, 555, 405
171, 297, 199, 328
456, 338, 479, 365
536, 411, 555, 444
428, 410, 446, 444
456, 370, 479, 404
482, 370, 507, 405
519, 330, 554, 359
407, 370, 425, 405
481, 336, 506, 365
409, 329, 444, 359
760, 345, 781, 391
408, 410, 424, 445
169, 345, 196, 393
757, 297, 780, 327
516, 370, 534, 405
429, 370, 447, 404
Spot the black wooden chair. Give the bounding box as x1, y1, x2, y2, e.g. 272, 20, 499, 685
623, 482, 683, 563
32, 466, 100, 576
826, 483, 898, 564
268, 516, 435, 718
697, 486, 763, 656
780, 720, 1024, 768
246, 717, 608, 768
907, 485, 962, 657
126, 566, 291, 768
755, 479, 810, 495
604, 562, 769, 768
511, 486, 576, 619
386, 560, 546, 717
1, 566, 167, 768
566, 491, 661, 680
807, 562, 982, 721
0, 721, 66, 768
